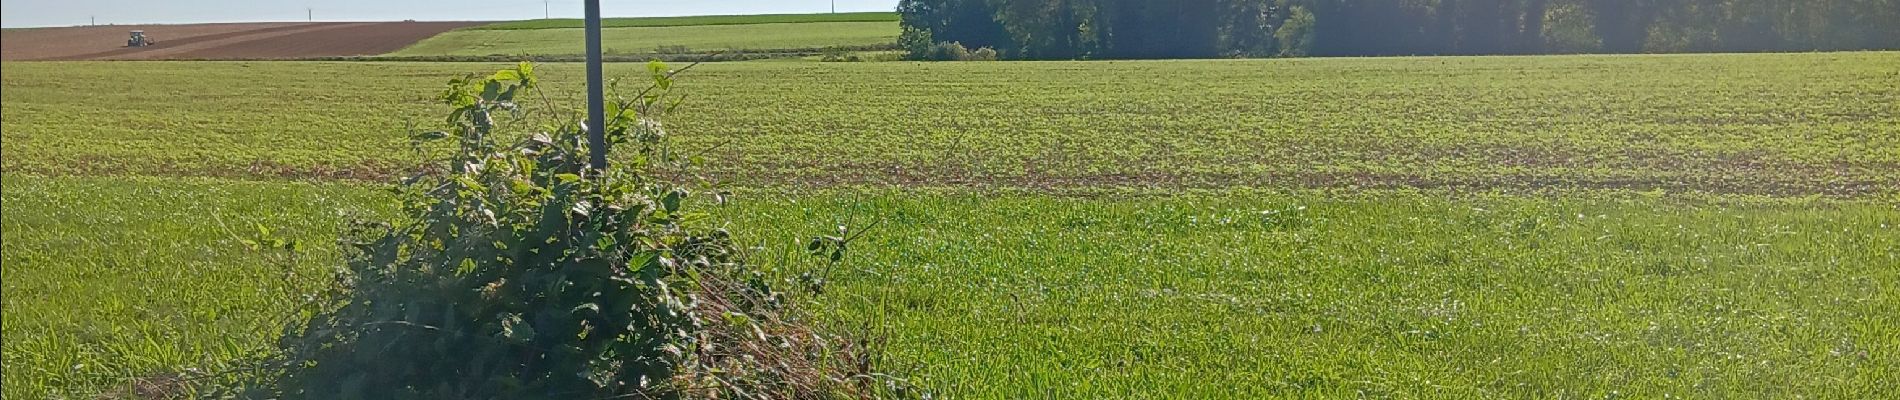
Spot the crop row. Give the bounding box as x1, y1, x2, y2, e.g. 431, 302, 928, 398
389, 21, 900, 56
469, 12, 901, 30
2, 53, 1896, 196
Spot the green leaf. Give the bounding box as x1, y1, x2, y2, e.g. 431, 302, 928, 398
515, 62, 536, 86
481, 81, 502, 102
456, 175, 486, 192
490, 69, 520, 82
498, 86, 519, 103
647, 60, 672, 90
647, 60, 667, 78
458, 258, 477, 274
502, 317, 536, 341
723, 312, 752, 326
662, 190, 683, 213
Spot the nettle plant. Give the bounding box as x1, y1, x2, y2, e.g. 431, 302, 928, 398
243, 62, 912, 399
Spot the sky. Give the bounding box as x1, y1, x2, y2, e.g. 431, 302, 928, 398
0, 0, 900, 28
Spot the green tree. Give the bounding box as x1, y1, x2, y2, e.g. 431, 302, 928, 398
1276, 5, 1318, 56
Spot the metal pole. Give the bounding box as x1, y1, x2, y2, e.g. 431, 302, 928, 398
584, 0, 608, 171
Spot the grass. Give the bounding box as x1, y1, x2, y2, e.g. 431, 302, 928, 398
387, 21, 899, 56
470, 12, 900, 30
4, 53, 1897, 196
3, 52, 1899, 398
0, 177, 390, 398
4, 176, 1896, 398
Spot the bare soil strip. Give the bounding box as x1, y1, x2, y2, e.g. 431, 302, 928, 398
1, 22, 482, 61
168, 22, 482, 60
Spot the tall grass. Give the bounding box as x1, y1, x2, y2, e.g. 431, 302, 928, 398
4, 176, 1896, 397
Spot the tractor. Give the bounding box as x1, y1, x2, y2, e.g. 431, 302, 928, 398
127, 30, 157, 47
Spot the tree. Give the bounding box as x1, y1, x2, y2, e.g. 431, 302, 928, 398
1221, 0, 1278, 56
1519, 0, 1550, 53
1589, 0, 1659, 53
898, 0, 1012, 56
1276, 5, 1318, 56
897, 0, 1899, 59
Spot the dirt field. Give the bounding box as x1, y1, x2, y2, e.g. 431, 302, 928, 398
0, 21, 481, 61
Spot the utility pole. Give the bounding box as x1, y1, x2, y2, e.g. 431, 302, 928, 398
545, 0, 551, 19
91, 16, 96, 26
307, 8, 313, 22
585, 0, 608, 171
831, 0, 837, 14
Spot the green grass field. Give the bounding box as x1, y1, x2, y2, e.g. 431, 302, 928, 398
389, 21, 899, 56
4, 53, 1897, 195
5, 178, 1896, 398
3, 52, 1898, 398
470, 12, 900, 30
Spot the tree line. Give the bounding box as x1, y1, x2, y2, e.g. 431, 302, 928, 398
898, 0, 1900, 59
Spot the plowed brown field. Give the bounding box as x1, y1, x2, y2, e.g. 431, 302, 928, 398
0, 21, 481, 61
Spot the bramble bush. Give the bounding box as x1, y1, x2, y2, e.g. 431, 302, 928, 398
231, 62, 918, 399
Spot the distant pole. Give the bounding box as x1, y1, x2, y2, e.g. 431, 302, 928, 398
307, 8, 313, 21
831, 0, 837, 13
91, 16, 96, 26
545, 0, 551, 19
585, 0, 608, 171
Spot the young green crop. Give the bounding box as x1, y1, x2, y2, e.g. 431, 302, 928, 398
3, 53, 1896, 196
3, 176, 1896, 398
3, 52, 1899, 398
389, 21, 900, 56
470, 12, 901, 30
0, 177, 390, 399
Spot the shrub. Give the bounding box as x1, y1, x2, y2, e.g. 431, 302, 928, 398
926, 41, 971, 61
821, 47, 865, 62
897, 26, 935, 60
912, 41, 999, 62
857, 51, 906, 62
234, 62, 917, 399
964, 46, 999, 61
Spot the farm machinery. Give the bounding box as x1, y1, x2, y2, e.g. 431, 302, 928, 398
126, 30, 156, 47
